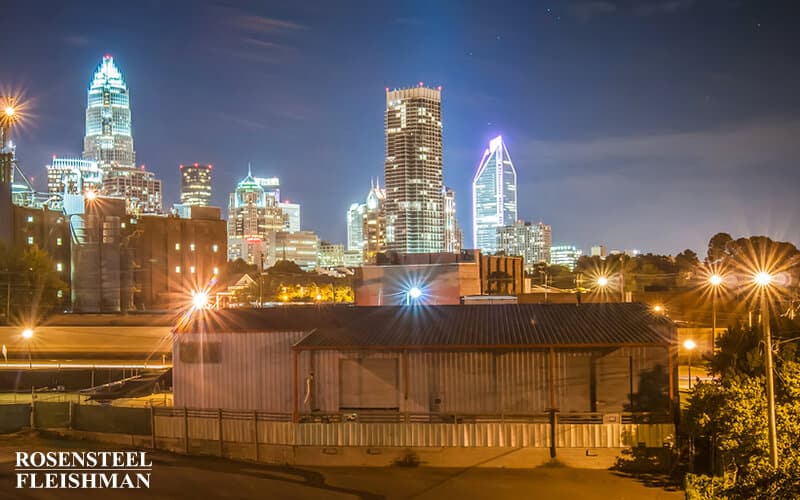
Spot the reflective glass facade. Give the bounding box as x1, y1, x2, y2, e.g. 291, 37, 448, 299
83, 56, 135, 172
472, 136, 517, 254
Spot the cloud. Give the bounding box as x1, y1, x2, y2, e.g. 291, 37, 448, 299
228, 13, 307, 34
570, 1, 618, 22
520, 118, 800, 182
632, 0, 695, 16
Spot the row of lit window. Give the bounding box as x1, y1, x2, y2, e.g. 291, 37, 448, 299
175, 266, 219, 275
175, 243, 219, 252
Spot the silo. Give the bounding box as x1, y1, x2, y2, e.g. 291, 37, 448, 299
70, 214, 102, 312
100, 216, 121, 312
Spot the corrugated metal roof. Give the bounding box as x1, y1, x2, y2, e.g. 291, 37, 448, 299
175, 303, 675, 347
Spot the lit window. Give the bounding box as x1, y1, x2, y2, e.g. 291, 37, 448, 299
212, 244, 219, 253
57, 290, 63, 298
27, 236, 34, 245
56, 237, 62, 246
56, 263, 63, 272
175, 266, 181, 273
190, 266, 196, 274
190, 243, 195, 252
27, 216, 34, 223
213, 267, 219, 275
175, 243, 181, 251
121, 222, 126, 228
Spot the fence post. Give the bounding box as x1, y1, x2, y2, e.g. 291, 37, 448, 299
218, 408, 224, 457
253, 411, 259, 462
68, 401, 74, 430
150, 405, 156, 449
183, 407, 189, 454
548, 408, 558, 458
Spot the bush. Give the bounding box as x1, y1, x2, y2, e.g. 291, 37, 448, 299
685, 474, 726, 500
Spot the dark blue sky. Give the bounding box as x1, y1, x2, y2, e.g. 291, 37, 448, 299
2, 0, 799, 254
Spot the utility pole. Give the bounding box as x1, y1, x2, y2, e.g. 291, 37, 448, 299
761, 293, 779, 468
619, 254, 625, 302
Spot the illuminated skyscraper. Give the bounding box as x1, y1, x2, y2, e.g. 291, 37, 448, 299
346, 180, 386, 264
472, 136, 518, 254
83, 55, 135, 172
496, 221, 551, 271
384, 85, 444, 254
227, 165, 282, 268
443, 186, 462, 253
46, 157, 102, 198
83, 55, 162, 213
180, 163, 212, 206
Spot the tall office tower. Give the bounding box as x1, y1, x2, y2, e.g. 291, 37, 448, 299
83, 55, 135, 173
180, 163, 212, 206
46, 157, 103, 198
278, 201, 300, 232
269, 231, 319, 271
102, 166, 162, 214
363, 181, 386, 263
227, 166, 282, 268
384, 85, 444, 254
496, 220, 552, 271
254, 176, 280, 201
443, 186, 462, 253
83, 55, 163, 213
472, 135, 517, 254
346, 202, 366, 253
550, 245, 582, 271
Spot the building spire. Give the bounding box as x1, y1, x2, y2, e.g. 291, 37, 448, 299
247, 162, 252, 177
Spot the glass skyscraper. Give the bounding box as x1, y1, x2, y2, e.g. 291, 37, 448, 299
83, 55, 135, 172
180, 163, 212, 206
472, 135, 517, 253
384, 85, 444, 254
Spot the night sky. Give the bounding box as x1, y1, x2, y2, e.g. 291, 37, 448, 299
1, 0, 798, 255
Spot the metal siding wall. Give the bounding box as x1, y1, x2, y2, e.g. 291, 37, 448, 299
555, 351, 592, 413
173, 331, 307, 412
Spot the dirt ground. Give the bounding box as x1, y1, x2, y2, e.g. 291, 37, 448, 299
0, 434, 682, 499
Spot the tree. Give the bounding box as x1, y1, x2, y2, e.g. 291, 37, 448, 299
0, 243, 67, 323
684, 325, 800, 498
707, 232, 733, 262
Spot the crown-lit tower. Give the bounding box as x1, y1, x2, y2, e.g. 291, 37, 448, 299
83, 55, 135, 172
472, 135, 518, 253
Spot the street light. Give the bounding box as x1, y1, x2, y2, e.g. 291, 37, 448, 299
683, 339, 696, 389
21, 328, 33, 368
753, 270, 778, 468
191, 291, 209, 310
653, 304, 664, 314
708, 273, 724, 351
597, 276, 609, 288
4, 106, 14, 118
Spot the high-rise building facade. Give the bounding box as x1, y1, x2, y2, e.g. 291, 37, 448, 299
269, 231, 319, 271
180, 163, 212, 206
318, 241, 345, 268
227, 166, 282, 267
496, 221, 552, 271
550, 245, 582, 271
443, 186, 462, 253
82, 55, 163, 213
46, 157, 102, 198
346, 181, 386, 264
472, 135, 517, 254
102, 166, 162, 214
83, 55, 135, 173
278, 201, 300, 232
346, 202, 366, 255
384, 86, 444, 254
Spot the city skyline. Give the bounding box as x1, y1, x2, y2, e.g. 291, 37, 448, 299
1, 1, 799, 255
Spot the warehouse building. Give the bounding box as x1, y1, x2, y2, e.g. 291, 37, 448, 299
172, 303, 677, 420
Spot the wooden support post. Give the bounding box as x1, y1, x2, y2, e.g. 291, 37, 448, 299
218, 408, 224, 457
667, 345, 675, 412
549, 347, 556, 409
292, 349, 299, 423
183, 407, 189, 454
253, 411, 259, 462
589, 353, 598, 413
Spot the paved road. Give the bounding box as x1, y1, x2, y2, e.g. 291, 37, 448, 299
0, 435, 682, 500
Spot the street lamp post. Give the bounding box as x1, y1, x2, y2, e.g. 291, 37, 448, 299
754, 271, 779, 468
709, 274, 723, 351
684, 339, 696, 390
22, 328, 33, 368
